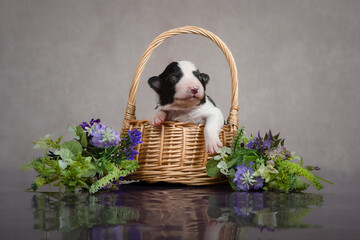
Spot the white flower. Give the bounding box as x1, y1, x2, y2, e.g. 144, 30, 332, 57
253, 163, 278, 183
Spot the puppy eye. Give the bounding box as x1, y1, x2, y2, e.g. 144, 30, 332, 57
168, 75, 179, 84
193, 70, 200, 78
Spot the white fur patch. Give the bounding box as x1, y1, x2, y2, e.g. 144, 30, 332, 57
174, 61, 205, 105
177, 61, 197, 76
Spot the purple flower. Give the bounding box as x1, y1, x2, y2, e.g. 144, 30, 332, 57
80, 118, 101, 137
123, 129, 143, 160
125, 148, 139, 160
246, 131, 265, 152
263, 137, 272, 149
80, 118, 100, 130
90, 124, 120, 148
252, 176, 264, 190
233, 163, 264, 191
305, 165, 321, 171
246, 141, 255, 149
128, 129, 143, 147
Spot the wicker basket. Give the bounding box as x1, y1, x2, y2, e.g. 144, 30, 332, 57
122, 26, 239, 185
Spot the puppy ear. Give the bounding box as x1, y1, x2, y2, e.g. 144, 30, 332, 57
148, 76, 160, 93
200, 73, 210, 85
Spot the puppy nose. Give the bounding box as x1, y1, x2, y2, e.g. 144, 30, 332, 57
190, 86, 199, 94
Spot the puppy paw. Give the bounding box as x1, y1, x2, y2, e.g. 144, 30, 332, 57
205, 137, 223, 154
150, 110, 167, 126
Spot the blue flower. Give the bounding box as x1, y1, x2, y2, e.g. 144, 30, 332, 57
233, 163, 264, 191
263, 137, 272, 149
80, 118, 100, 130
80, 118, 101, 137
123, 129, 143, 160
125, 148, 139, 160
90, 124, 120, 148
128, 129, 143, 147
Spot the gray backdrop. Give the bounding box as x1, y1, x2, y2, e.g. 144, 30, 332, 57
1, 0, 359, 191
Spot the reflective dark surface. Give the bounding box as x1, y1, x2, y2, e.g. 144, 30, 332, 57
3, 181, 359, 240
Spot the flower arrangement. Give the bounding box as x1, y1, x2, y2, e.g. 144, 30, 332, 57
206, 127, 333, 192
23, 118, 142, 194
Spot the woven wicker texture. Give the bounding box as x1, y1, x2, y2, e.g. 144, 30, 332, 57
122, 26, 239, 185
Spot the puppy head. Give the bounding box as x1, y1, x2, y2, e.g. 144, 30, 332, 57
148, 61, 209, 109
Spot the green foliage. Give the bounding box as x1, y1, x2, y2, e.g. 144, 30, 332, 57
205, 126, 332, 193
56, 154, 96, 192
228, 168, 237, 191
274, 160, 323, 191
32, 134, 62, 150
207, 147, 232, 177
89, 161, 139, 194
61, 140, 83, 156
25, 122, 141, 194
31, 177, 47, 191
68, 125, 88, 147
206, 159, 221, 177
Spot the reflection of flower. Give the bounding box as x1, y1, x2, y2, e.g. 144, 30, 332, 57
221, 192, 324, 231
233, 163, 264, 191
256, 210, 279, 228
233, 192, 264, 219
31, 192, 139, 234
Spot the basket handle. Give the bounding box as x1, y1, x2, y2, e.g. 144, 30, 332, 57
124, 26, 239, 127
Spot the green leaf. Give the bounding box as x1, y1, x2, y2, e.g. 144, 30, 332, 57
68, 125, 80, 140
80, 133, 88, 147
217, 161, 229, 176
228, 169, 237, 190
217, 161, 227, 169
56, 136, 63, 143
54, 148, 74, 163
226, 158, 237, 168
213, 155, 221, 161
81, 169, 97, 178
229, 177, 237, 190
273, 132, 280, 139
58, 160, 68, 169
75, 126, 88, 147
89, 161, 139, 194
314, 175, 335, 185
61, 140, 82, 157
223, 146, 232, 155
243, 155, 257, 166
206, 159, 221, 177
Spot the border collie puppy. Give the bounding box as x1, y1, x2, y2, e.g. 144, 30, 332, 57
148, 60, 224, 154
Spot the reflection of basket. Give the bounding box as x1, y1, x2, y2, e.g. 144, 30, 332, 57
122, 187, 214, 239
122, 26, 239, 185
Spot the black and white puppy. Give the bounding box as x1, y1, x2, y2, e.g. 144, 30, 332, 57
148, 60, 224, 154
